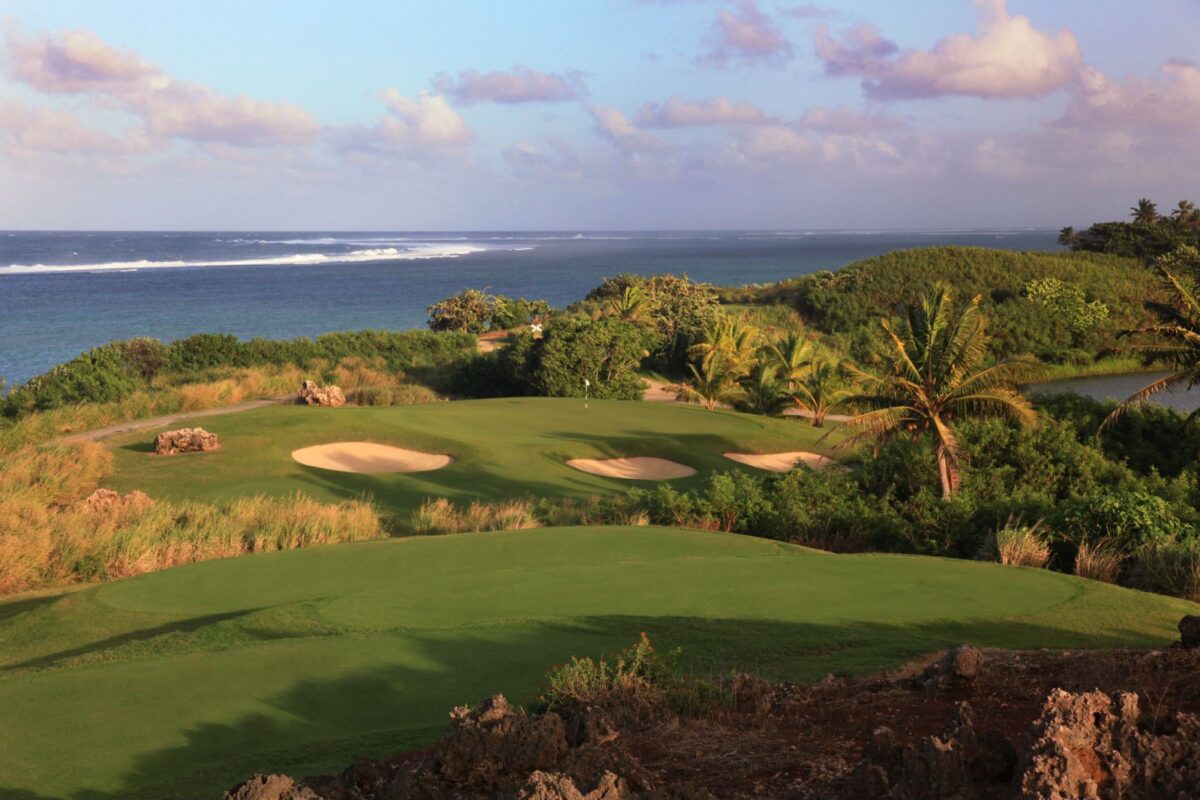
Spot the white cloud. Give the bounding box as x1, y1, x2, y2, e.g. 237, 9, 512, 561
814, 0, 1083, 100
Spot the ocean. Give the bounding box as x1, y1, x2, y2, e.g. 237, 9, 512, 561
0, 229, 1058, 386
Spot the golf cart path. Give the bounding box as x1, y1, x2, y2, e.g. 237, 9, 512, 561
61, 396, 291, 443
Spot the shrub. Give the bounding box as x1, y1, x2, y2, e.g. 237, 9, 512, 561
536, 317, 650, 399
490, 297, 552, 330
1024, 277, 1109, 335
535, 633, 715, 721
1061, 491, 1184, 552
4, 343, 141, 416
167, 333, 245, 372
1074, 539, 1124, 584
113, 337, 169, 379
1128, 541, 1200, 602
978, 520, 1051, 568
427, 289, 499, 333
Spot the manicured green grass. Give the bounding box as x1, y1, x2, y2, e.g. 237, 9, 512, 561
0, 526, 1194, 799
104, 398, 840, 524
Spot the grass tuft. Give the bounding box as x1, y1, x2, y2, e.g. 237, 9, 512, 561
1074, 539, 1124, 584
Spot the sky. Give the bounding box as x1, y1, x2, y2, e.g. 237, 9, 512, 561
0, 0, 1197, 230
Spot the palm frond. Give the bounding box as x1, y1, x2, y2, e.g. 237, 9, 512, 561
1099, 372, 1196, 433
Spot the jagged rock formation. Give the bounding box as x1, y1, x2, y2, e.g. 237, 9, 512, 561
1020, 688, 1200, 799
298, 380, 346, 407
225, 695, 641, 800
82, 487, 153, 512
860, 688, 1200, 799
222, 638, 1200, 800
154, 427, 219, 455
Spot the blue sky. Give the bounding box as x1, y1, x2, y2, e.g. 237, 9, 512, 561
0, 0, 1197, 229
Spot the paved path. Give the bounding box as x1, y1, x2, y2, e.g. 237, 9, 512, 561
61, 396, 290, 443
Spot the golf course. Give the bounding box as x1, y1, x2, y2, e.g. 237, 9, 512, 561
101, 398, 841, 523
1, 524, 1195, 799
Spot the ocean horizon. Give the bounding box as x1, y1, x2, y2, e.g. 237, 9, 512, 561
1, 228, 1059, 385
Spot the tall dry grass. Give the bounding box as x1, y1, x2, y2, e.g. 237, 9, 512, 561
411, 497, 541, 535
0, 364, 306, 451
1074, 539, 1124, 584
0, 443, 387, 596
410, 496, 652, 535
979, 520, 1051, 568
173, 366, 305, 411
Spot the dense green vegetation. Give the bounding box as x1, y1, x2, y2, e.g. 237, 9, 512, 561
102, 398, 835, 526
718, 247, 1153, 367
426, 288, 551, 333
2, 329, 476, 418
0, 525, 1193, 799
837, 289, 1042, 498
1060, 197, 1200, 258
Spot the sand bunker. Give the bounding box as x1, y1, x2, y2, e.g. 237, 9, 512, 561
567, 456, 696, 480
292, 442, 452, 474
724, 451, 835, 472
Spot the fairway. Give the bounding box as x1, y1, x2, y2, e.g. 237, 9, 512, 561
103, 398, 838, 523
0, 526, 1195, 800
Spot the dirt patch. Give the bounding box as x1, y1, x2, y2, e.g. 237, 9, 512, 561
566, 457, 696, 480
724, 451, 835, 472
291, 442, 452, 474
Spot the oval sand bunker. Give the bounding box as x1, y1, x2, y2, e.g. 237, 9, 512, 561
292, 442, 452, 474
724, 451, 835, 472
567, 457, 696, 480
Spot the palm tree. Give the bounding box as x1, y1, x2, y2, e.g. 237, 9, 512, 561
1101, 268, 1200, 430
767, 330, 814, 389
680, 357, 745, 411
608, 285, 645, 320
1131, 198, 1159, 226
1166, 200, 1195, 221
837, 289, 1043, 499
689, 318, 759, 377
1057, 226, 1079, 248
792, 358, 851, 428
740, 363, 792, 416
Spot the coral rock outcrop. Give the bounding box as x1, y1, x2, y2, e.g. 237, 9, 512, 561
154, 427, 219, 455
298, 380, 346, 408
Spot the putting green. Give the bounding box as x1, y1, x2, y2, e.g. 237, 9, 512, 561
102, 398, 839, 524
0, 526, 1195, 799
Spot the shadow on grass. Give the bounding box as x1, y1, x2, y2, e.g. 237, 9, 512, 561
1, 608, 263, 673
0, 613, 1170, 800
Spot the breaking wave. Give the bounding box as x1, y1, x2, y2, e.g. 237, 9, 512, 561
2, 244, 488, 274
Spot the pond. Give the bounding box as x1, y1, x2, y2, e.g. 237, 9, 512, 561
1029, 372, 1200, 413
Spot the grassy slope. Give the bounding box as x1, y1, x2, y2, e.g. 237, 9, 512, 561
0, 526, 1195, 799
103, 398, 840, 525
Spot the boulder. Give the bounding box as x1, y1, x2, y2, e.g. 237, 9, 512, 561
298, 380, 346, 408
919, 645, 985, 691
154, 427, 219, 455
1179, 615, 1200, 649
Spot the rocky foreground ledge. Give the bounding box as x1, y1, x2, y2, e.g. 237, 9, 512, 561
227, 622, 1200, 800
